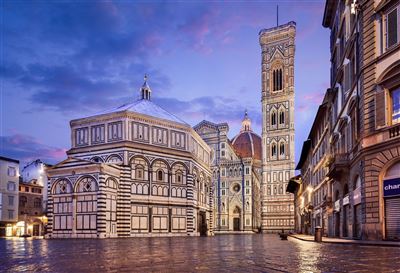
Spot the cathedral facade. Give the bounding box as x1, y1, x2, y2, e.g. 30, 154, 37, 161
259, 22, 296, 233
46, 78, 213, 238
195, 112, 262, 233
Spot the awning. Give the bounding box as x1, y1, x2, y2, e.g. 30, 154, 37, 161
286, 175, 301, 193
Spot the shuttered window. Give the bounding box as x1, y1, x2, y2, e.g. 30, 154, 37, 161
375, 89, 386, 128
387, 8, 398, 49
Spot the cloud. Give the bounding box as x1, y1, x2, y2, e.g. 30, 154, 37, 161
297, 91, 325, 113
0, 133, 67, 165
2, 61, 171, 114
154, 95, 262, 137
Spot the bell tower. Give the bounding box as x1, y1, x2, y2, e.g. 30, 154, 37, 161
259, 22, 296, 233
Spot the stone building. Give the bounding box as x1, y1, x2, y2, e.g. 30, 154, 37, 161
288, 90, 335, 236
46, 77, 213, 238
291, 0, 400, 240
21, 159, 51, 211
323, 0, 400, 240
195, 112, 262, 233
0, 156, 19, 237
259, 22, 296, 233
17, 181, 45, 236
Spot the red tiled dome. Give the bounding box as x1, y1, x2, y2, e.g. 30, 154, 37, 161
231, 131, 262, 160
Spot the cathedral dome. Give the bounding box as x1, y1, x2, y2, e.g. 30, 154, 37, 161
231, 111, 262, 160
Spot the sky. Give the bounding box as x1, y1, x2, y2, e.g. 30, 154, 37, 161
0, 0, 330, 167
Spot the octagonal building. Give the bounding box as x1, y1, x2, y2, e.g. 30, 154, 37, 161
46, 77, 213, 238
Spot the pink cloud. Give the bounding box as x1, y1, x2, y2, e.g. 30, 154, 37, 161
1, 133, 67, 165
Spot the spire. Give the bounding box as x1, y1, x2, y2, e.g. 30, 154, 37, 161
241, 109, 252, 132
140, 74, 151, 100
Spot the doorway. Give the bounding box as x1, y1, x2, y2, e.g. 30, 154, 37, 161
233, 218, 240, 231
198, 211, 207, 236
33, 224, 40, 236
343, 205, 348, 237
335, 212, 340, 237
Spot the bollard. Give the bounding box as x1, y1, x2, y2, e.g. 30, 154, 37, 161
314, 226, 322, 242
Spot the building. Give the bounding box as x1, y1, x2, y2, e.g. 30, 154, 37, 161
323, 0, 400, 240
290, 0, 400, 240
16, 181, 46, 236
195, 111, 262, 233
21, 159, 51, 211
288, 90, 335, 236
46, 77, 213, 238
259, 22, 296, 233
0, 156, 19, 237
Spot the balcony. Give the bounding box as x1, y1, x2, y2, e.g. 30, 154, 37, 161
326, 153, 350, 180
389, 123, 400, 139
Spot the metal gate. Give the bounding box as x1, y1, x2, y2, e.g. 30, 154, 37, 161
385, 197, 400, 240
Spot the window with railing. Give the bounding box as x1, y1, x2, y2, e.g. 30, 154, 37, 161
391, 87, 400, 124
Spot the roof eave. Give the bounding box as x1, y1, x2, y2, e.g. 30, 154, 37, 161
295, 139, 311, 170
322, 0, 336, 28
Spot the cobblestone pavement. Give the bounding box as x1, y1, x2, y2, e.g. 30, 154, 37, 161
0, 234, 398, 273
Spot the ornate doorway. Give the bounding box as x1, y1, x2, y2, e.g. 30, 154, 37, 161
233, 206, 241, 231
233, 218, 240, 231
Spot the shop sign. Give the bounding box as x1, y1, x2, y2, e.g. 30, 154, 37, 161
383, 178, 400, 197
343, 195, 350, 206
353, 187, 361, 205
334, 200, 340, 212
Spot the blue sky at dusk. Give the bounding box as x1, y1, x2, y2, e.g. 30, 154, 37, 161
1, 0, 330, 166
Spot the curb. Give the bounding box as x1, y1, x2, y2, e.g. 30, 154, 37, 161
288, 234, 400, 247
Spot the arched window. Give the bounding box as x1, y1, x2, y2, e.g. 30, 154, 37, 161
279, 111, 285, 124
77, 177, 97, 192
19, 196, 27, 207
172, 163, 186, 185
91, 156, 103, 163
271, 112, 277, 126
107, 155, 122, 163
136, 165, 144, 180
273, 70, 276, 91
152, 160, 168, 183
175, 171, 183, 184
279, 142, 285, 156
272, 68, 283, 91
53, 179, 72, 194
106, 178, 118, 189
130, 157, 149, 181
343, 184, 349, 196
271, 143, 277, 157
34, 198, 42, 208
157, 170, 164, 181
354, 176, 361, 190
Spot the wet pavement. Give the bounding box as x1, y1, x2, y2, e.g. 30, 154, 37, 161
0, 234, 399, 272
